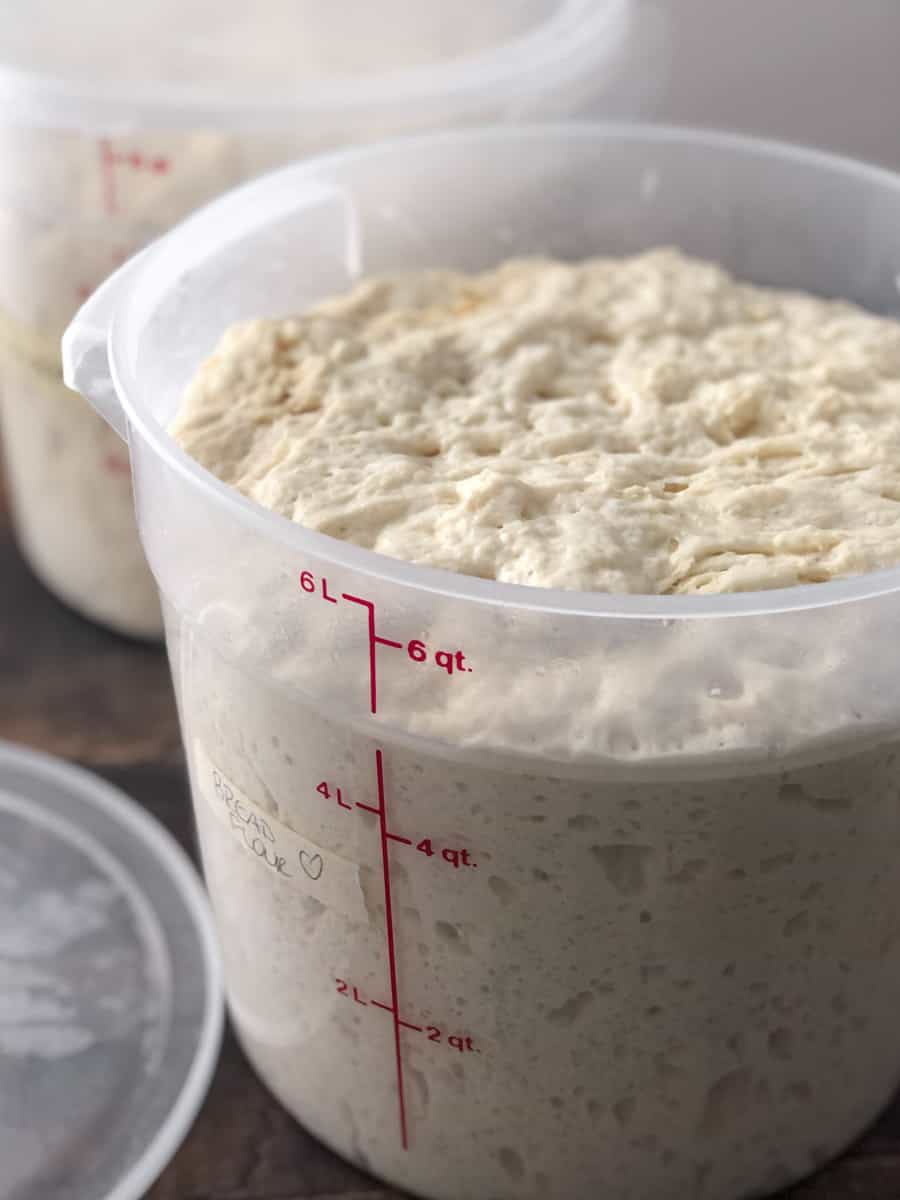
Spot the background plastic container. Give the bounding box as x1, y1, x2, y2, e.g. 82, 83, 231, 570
65, 125, 900, 1199
0, 0, 654, 639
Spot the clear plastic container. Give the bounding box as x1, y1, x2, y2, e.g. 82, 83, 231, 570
0, 0, 651, 639
64, 125, 900, 1200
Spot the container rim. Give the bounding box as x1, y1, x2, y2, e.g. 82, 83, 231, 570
109, 120, 900, 622
0, 0, 625, 131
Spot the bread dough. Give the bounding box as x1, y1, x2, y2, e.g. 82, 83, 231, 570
0, 346, 162, 637
174, 248, 900, 595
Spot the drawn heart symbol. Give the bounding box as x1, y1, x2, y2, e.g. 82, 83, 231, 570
299, 850, 324, 881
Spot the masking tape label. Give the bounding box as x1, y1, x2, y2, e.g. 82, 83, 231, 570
194, 743, 368, 923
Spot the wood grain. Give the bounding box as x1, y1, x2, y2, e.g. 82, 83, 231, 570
0, 483, 181, 766
2, 462, 899, 1200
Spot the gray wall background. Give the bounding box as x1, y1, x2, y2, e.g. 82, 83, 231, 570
624, 0, 900, 169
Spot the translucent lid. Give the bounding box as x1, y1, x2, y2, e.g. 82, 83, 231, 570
0, 0, 635, 130
0, 740, 223, 1200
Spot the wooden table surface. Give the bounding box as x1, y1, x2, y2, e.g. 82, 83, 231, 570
3, 466, 900, 1200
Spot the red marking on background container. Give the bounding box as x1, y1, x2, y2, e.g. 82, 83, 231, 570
99, 139, 118, 215
103, 452, 130, 477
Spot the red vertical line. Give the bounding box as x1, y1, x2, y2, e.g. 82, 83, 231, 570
376, 747, 408, 1150
99, 138, 118, 216
341, 594, 378, 714
366, 602, 378, 716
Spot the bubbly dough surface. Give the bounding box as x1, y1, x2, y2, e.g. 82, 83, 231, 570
173, 249, 900, 594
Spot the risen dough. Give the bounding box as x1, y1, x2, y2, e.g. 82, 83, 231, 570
174, 248, 900, 595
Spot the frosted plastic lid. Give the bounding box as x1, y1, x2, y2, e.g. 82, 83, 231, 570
0, 0, 635, 130
0, 740, 223, 1200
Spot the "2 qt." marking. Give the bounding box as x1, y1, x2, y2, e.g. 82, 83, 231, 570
335, 979, 480, 1054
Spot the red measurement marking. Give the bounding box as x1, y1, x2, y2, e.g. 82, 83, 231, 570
316, 781, 352, 810
327, 788, 477, 871
98, 142, 172, 215
99, 138, 118, 216
103, 451, 130, 477
322, 577, 338, 604
408, 641, 472, 675
376, 747, 408, 1151
341, 593, 379, 714
337, 980, 480, 1054
301, 571, 473, 708
302, 570, 479, 1151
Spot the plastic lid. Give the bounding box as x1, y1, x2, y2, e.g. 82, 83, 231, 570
0, 0, 632, 130
0, 740, 223, 1200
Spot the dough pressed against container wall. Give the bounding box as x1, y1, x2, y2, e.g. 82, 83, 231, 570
170, 607, 900, 1200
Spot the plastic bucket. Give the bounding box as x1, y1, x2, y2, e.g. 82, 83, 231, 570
64, 123, 900, 1199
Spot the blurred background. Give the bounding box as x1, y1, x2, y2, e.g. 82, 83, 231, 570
657, 0, 900, 168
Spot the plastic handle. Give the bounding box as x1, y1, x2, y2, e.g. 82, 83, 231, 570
61, 250, 150, 441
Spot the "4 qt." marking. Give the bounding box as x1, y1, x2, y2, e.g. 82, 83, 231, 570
316, 780, 477, 872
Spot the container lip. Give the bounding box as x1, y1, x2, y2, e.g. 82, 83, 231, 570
0, 0, 625, 131
110, 120, 900, 622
